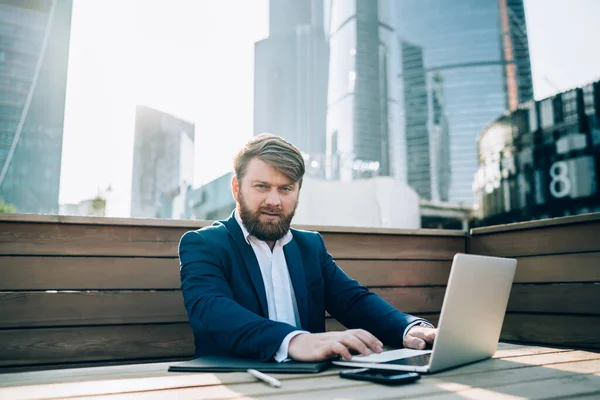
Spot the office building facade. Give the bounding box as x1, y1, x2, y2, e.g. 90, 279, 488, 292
325, 0, 400, 181
396, 0, 533, 203
130, 105, 194, 219
0, 0, 72, 213
473, 80, 600, 226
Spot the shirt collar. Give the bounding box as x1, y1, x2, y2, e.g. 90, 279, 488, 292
234, 209, 293, 246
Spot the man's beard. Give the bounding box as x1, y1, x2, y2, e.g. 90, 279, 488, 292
238, 190, 296, 241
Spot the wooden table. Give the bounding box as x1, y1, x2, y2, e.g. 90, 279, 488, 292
1, 343, 599, 399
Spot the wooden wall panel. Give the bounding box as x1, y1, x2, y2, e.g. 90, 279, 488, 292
501, 314, 600, 350
0, 292, 188, 328
512, 252, 600, 283
469, 219, 600, 257
338, 259, 451, 287
506, 285, 600, 315
321, 232, 464, 260
0, 222, 186, 257
0, 257, 452, 291
0, 257, 180, 290
0, 324, 194, 368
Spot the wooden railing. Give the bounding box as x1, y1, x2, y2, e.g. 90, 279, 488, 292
1, 212, 598, 371
469, 213, 600, 349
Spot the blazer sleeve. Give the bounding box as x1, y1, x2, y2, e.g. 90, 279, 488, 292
317, 233, 422, 347
179, 230, 297, 361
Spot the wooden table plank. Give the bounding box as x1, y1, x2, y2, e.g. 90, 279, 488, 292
492, 344, 572, 359
552, 393, 600, 400
250, 370, 600, 400
1, 345, 598, 400
0, 362, 179, 387
68, 374, 368, 400
429, 358, 600, 392
0, 343, 559, 388
435, 350, 600, 378
0, 372, 348, 400
429, 372, 600, 400
248, 356, 600, 400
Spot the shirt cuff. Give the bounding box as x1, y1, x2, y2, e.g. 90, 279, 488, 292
402, 319, 434, 340
274, 330, 308, 362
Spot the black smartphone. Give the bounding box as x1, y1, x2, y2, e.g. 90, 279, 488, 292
339, 368, 421, 385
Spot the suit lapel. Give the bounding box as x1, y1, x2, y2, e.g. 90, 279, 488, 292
222, 214, 269, 318
283, 236, 308, 330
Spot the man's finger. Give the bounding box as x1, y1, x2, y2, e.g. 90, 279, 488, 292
419, 328, 437, 344
404, 335, 426, 350
338, 333, 371, 356
408, 327, 437, 343
351, 330, 383, 353
425, 329, 438, 344
329, 341, 353, 360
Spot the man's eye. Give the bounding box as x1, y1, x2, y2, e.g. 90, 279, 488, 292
281, 187, 292, 191
255, 184, 266, 189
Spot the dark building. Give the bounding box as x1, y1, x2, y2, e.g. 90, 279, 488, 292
0, 0, 73, 213
473, 80, 600, 226
396, 0, 534, 203
430, 72, 451, 201
400, 41, 431, 199
130, 105, 194, 219
254, 0, 328, 177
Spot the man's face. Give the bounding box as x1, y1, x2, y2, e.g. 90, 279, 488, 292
232, 158, 300, 241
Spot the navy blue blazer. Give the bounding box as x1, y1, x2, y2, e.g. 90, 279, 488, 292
178, 212, 423, 361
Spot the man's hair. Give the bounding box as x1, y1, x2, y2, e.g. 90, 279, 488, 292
234, 133, 305, 186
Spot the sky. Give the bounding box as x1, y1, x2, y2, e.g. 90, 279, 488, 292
58, 0, 600, 217
59, 0, 269, 216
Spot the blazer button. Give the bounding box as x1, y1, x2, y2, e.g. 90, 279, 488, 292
260, 352, 266, 359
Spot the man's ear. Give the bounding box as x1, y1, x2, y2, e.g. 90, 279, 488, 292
231, 175, 239, 201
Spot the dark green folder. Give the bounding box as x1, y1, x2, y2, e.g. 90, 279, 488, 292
168, 356, 331, 373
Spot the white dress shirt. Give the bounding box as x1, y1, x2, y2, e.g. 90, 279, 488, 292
234, 211, 432, 361
234, 211, 305, 361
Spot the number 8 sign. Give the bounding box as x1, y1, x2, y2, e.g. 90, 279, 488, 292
549, 161, 571, 198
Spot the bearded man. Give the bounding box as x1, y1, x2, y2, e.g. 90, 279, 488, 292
178, 134, 437, 362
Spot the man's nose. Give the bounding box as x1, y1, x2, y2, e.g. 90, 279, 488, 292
264, 188, 281, 206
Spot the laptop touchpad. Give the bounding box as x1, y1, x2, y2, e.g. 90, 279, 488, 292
350, 349, 431, 363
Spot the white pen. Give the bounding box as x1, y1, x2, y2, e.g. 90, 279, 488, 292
247, 368, 282, 388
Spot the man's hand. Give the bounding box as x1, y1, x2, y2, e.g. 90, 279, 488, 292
288, 329, 383, 361
403, 325, 437, 350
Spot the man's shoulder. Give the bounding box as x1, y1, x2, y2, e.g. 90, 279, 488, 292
290, 227, 323, 247
180, 221, 231, 244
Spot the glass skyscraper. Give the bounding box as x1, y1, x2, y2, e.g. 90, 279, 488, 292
396, 0, 533, 203
0, 0, 72, 213
400, 40, 430, 198
325, 0, 400, 181
254, 0, 329, 178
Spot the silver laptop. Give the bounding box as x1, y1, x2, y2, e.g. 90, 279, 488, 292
333, 253, 517, 373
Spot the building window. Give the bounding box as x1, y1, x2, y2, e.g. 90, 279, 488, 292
348, 71, 356, 91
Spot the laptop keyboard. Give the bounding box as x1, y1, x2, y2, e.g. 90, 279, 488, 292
384, 353, 431, 367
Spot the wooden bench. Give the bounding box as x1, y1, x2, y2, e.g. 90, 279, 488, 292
1, 213, 599, 372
